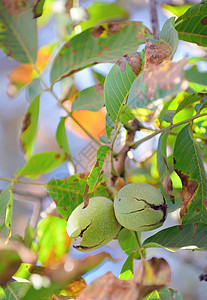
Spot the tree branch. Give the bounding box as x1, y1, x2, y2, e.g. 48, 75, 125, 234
148, 0, 159, 39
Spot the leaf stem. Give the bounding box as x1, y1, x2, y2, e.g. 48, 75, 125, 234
110, 125, 122, 176
129, 113, 207, 149
0, 177, 44, 186
32, 65, 102, 146
133, 231, 144, 259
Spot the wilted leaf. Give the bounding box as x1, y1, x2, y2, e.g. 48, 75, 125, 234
134, 257, 171, 300
58, 277, 87, 298
0, 186, 13, 240
175, 1, 207, 47
173, 125, 207, 223
20, 96, 40, 158
128, 59, 187, 108
143, 222, 207, 251
144, 18, 178, 69
19, 152, 66, 178
71, 84, 104, 112
105, 52, 142, 126
0, 0, 37, 63
76, 257, 170, 300
35, 216, 71, 267
51, 21, 150, 83
56, 117, 71, 156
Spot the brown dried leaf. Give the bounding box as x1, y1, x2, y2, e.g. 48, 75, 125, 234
175, 169, 199, 218
76, 257, 171, 300
76, 272, 137, 300
138, 58, 187, 103
117, 53, 141, 76
46, 252, 114, 283
144, 39, 172, 69
135, 257, 171, 300
162, 173, 174, 202
59, 277, 87, 298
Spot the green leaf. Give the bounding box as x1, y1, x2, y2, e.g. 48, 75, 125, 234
71, 84, 104, 112
105, 113, 115, 138
46, 173, 88, 219
33, 0, 45, 18
24, 221, 35, 248
118, 228, 141, 256
160, 18, 178, 56
99, 134, 110, 144
157, 131, 173, 202
0, 1, 37, 63
56, 117, 70, 156
175, 1, 207, 47
128, 59, 186, 108
22, 282, 61, 300
176, 93, 207, 115
143, 222, 207, 250
144, 287, 183, 300
92, 70, 106, 85
173, 125, 207, 224
20, 96, 40, 158
195, 96, 207, 113
104, 53, 141, 126
0, 282, 30, 300
79, 2, 129, 32
14, 263, 46, 281
86, 145, 110, 194
0, 186, 13, 240
162, 3, 192, 17
119, 253, 134, 280
119, 105, 135, 125
185, 69, 207, 86
46, 173, 111, 219
0, 248, 21, 286
19, 152, 66, 178
51, 21, 150, 83
35, 216, 71, 266
26, 78, 43, 102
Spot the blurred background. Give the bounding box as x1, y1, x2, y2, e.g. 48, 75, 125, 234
0, 0, 207, 298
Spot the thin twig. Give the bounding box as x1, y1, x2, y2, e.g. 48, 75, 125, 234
109, 119, 142, 186
148, 0, 159, 39
129, 113, 207, 149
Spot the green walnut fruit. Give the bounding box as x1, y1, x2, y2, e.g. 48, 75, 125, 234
67, 197, 121, 251
114, 183, 167, 232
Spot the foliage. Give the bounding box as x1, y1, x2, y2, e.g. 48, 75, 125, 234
0, 0, 207, 299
